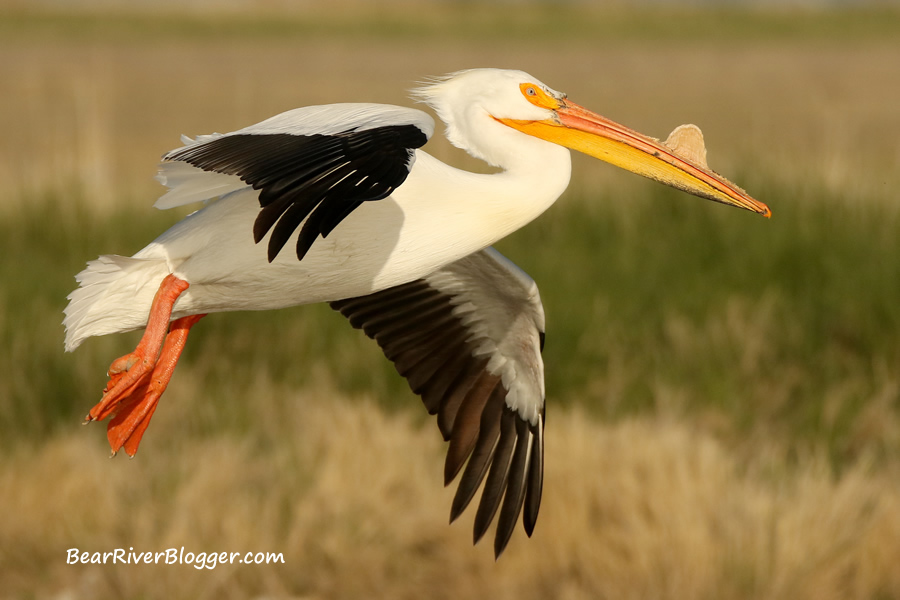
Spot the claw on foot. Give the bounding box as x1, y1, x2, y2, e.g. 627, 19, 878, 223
84, 273, 205, 457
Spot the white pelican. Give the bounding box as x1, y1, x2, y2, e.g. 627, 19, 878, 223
63, 68, 769, 557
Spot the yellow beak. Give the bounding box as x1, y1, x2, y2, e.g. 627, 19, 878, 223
498, 100, 771, 218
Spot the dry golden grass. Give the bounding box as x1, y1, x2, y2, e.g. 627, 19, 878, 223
2, 375, 899, 599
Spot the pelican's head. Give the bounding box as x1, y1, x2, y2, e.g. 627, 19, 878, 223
414, 68, 770, 218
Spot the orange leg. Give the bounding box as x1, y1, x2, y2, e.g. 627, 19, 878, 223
83, 273, 204, 456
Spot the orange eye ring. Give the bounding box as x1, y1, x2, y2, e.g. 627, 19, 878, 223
519, 83, 560, 110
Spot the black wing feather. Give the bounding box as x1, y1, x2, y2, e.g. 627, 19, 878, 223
494, 416, 534, 557
330, 272, 545, 558
472, 408, 517, 545
523, 409, 544, 537
450, 387, 505, 522
167, 124, 428, 261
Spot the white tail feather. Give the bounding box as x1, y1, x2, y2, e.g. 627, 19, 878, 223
63, 255, 172, 351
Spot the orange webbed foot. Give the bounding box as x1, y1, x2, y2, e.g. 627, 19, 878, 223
104, 314, 205, 457
82, 273, 204, 457
87, 348, 158, 424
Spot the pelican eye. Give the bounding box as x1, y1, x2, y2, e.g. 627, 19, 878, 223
520, 82, 559, 110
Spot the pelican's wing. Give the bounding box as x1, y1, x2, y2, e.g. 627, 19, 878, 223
330, 247, 546, 558
156, 103, 434, 262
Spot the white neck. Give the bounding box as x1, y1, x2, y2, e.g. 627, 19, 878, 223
387, 135, 571, 279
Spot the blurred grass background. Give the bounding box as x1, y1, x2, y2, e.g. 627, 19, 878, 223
2, 2, 900, 599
